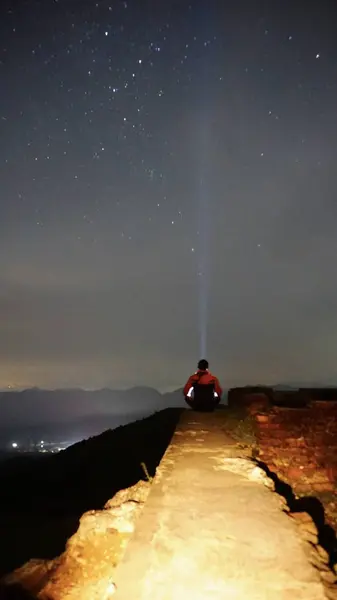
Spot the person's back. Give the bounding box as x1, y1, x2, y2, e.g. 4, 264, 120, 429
183, 359, 222, 412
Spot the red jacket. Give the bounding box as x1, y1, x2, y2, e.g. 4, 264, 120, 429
183, 369, 222, 397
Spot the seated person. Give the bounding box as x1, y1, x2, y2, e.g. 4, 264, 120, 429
183, 359, 222, 412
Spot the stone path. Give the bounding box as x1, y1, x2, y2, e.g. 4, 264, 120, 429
113, 410, 327, 599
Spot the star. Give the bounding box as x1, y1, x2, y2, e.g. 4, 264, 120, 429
0, 0, 336, 393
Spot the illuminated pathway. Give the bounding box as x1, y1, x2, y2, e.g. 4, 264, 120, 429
114, 410, 326, 599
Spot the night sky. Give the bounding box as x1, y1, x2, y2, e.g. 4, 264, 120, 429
1, 0, 337, 391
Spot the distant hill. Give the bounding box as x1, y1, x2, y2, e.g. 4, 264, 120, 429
272, 384, 298, 391
273, 382, 337, 389
0, 386, 237, 446
2, 382, 334, 433
233, 382, 337, 391
0, 387, 184, 427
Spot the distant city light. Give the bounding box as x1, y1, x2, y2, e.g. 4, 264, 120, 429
4, 439, 73, 454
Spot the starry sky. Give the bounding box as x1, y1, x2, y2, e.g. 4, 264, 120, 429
1, 0, 337, 392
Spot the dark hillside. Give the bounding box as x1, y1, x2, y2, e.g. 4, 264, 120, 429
0, 408, 183, 577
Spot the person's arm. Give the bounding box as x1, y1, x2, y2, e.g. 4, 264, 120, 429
214, 377, 222, 397
183, 376, 194, 396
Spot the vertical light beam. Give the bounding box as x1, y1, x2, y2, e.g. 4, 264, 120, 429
193, 7, 215, 361
197, 172, 211, 359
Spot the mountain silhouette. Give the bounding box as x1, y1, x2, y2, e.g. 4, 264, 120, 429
0, 387, 186, 444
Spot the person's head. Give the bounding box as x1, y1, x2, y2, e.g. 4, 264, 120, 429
197, 359, 209, 371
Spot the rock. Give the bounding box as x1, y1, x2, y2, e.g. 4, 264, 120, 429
1, 480, 151, 600
316, 545, 330, 564
290, 512, 317, 533
214, 457, 275, 490
73, 500, 141, 538
320, 570, 337, 585
105, 481, 149, 508
2, 559, 54, 596
289, 512, 319, 545
324, 586, 337, 600
300, 530, 319, 545
307, 546, 331, 571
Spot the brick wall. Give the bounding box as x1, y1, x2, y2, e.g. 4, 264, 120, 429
253, 402, 337, 494
227, 386, 272, 411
